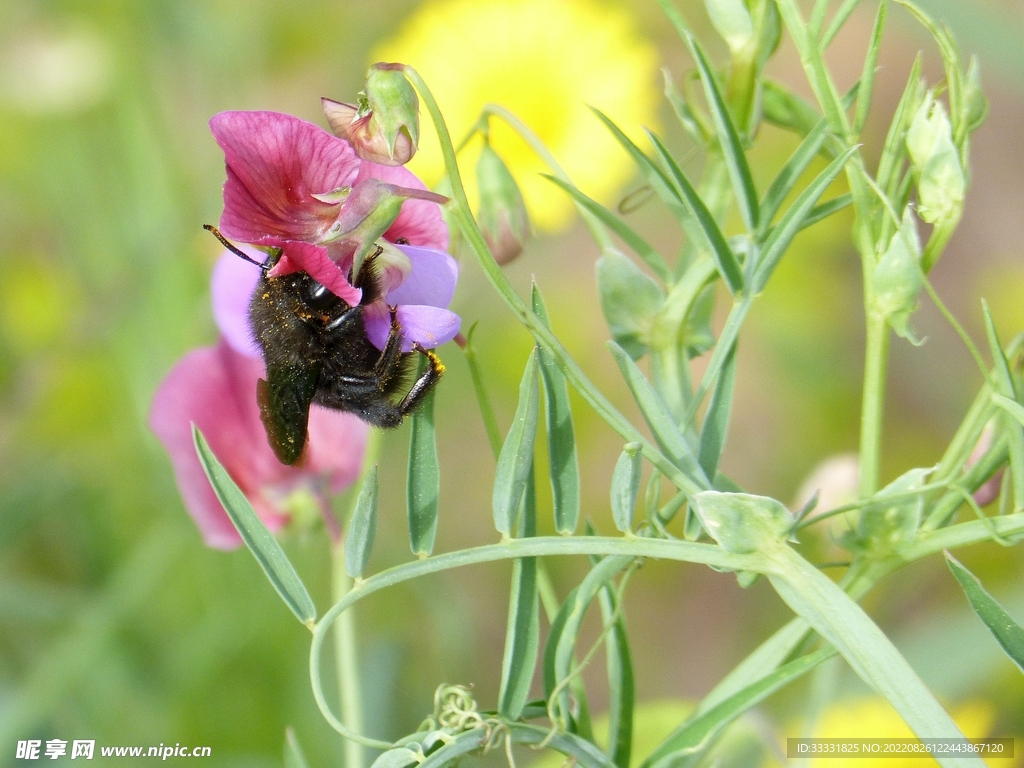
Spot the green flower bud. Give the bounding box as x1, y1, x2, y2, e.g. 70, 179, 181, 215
476, 142, 530, 265
705, 0, 754, 53
365, 62, 420, 163
872, 208, 923, 344
907, 94, 965, 225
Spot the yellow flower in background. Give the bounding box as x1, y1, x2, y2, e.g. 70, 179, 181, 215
373, 0, 660, 232
773, 697, 1014, 768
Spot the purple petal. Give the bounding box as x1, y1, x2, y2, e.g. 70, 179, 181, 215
211, 111, 358, 244
212, 250, 263, 358
363, 301, 460, 352
387, 245, 458, 308
355, 161, 449, 250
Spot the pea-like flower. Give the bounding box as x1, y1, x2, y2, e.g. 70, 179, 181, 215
149, 334, 368, 550
210, 110, 460, 352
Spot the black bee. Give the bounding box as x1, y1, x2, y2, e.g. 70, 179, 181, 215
205, 225, 444, 465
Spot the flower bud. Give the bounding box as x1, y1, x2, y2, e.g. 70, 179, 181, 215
872, 208, 923, 343
342, 63, 421, 166
907, 94, 964, 225
322, 98, 410, 166
476, 142, 530, 265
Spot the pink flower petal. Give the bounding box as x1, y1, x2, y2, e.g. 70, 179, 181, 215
386, 245, 458, 308
363, 301, 461, 352
266, 241, 362, 305
149, 339, 370, 548
149, 341, 289, 548
211, 250, 263, 358
355, 161, 448, 250
211, 111, 359, 244
305, 408, 370, 494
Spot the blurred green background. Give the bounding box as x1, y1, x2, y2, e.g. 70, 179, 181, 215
1, 0, 1024, 765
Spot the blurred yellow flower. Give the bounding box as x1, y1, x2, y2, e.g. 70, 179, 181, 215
775, 697, 1014, 768
373, 0, 660, 232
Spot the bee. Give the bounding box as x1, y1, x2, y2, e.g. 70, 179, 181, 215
205, 225, 444, 465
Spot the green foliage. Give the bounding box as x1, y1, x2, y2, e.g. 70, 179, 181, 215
193, 427, 316, 626
946, 552, 1024, 674
345, 465, 379, 579
407, 365, 440, 556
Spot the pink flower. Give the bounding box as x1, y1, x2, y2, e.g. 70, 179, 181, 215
210, 110, 460, 354
211, 110, 451, 310
150, 337, 368, 549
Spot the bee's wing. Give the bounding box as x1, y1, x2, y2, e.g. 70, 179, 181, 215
256, 363, 321, 465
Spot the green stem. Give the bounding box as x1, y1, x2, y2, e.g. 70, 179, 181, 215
859, 312, 890, 497
332, 542, 366, 768
311, 536, 770, 744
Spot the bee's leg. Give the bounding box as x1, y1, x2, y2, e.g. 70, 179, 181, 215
373, 306, 404, 384
398, 344, 445, 416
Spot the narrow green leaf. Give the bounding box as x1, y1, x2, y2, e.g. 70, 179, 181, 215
697, 343, 737, 480
590, 107, 688, 222
775, 0, 851, 138
607, 341, 709, 488
645, 130, 744, 294
611, 443, 643, 533
769, 546, 974, 753
853, 0, 888, 135
407, 368, 440, 556
498, 465, 541, 718
758, 119, 828, 237
945, 552, 1024, 674
284, 727, 311, 768
686, 35, 760, 231
345, 465, 379, 579
462, 322, 502, 457
821, 0, 863, 49
983, 303, 1024, 512
753, 146, 858, 291
544, 175, 672, 284
640, 648, 833, 768
596, 566, 635, 768
493, 351, 541, 536
877, 56, 924, 199
800, 193, 853, 231
533, 285, 581, 534
192, 426, 316, 626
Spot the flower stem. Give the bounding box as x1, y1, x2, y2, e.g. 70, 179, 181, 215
332, 542, 365, 768
859, 311, 889, 497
